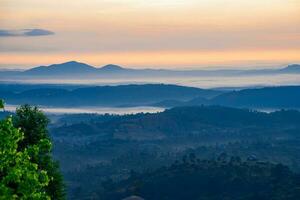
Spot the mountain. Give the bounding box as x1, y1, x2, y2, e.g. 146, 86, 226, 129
23, 61, 97, 76
21, 61, 135, 77
280, 64, 300, 73
210, 86, 300, 108
0, 84, 222, 107
50, 106, 300, 199
152, 86, 300, 109
2, 61, 300, 79
2, 83, 300, 109
20, 61, 238, 77
99, 64, 126, 72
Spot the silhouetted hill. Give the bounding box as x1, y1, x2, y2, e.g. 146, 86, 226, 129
1, 84, 221, 107
2, 83, 300, 109
20, 62, 137, 77
280, 64, 300, 73
211, 86, 300, 108
24, 61, 97, 76
52, 106, 300, 139
100, 64, 126, 72
2, 62, 300, 79
102, 157, 300, 200
152, 86, 300, 109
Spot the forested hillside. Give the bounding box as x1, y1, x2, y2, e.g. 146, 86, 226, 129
47, 106, 300, 199
102, 155, 300, 200
0, 84, 220, 107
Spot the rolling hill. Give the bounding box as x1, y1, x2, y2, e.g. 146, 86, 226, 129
1, 83, 300, 109
210, 86, 300, 108
157, 86, 300, 109
0, 84, 222, 107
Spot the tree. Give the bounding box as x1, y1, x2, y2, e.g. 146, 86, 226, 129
0, 116, 50, 199
13, 105, 66, 200
0, 99, 4, 110
102, 156, 300, 200
13, 105, 50, 150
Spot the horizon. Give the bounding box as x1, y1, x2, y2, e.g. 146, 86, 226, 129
1, 0, 300, 69
1, 60, 299, 71
2, 2, 300, 200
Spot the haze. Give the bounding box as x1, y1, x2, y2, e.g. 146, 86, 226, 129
0, 0, 300, 69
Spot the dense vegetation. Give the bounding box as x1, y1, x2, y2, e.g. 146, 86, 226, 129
46, 106, 300, 199
2, 83, 300, 109
13, 105, 66, 199
0, 102, 65, 199
0, 116, 51, 199
2, 100, 300, 199
102, 155, 300, 200
0, 84, 220, 107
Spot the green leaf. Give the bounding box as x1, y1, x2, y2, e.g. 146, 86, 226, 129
0, 99, 4, 109
0, 115, 51, 199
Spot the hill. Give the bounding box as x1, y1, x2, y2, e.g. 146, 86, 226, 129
101, 157, 300, 200
24, 61, 97, 76
52, 106, 300, 139
49, 106, 300, 199
280, 64, 300, 73
1, 84, 221, 107
210, 86, 300, 108
1, 62, 300, 79
2, 84, 300, 109
100, 64, 126, 72
153, 86, 300, 109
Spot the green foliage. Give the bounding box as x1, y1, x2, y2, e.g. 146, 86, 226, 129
13, 105, 66, 200
51, 107, 300, 199
13, 105, 50, 150
0, 117, 50, 199
102, 156, 300, 200
0, 99, 4, 110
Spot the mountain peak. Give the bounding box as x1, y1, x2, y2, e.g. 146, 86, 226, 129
24, 61, 96, 75
100, 64, 124, 71
56, 61, 93, 67
63, 60, 82, 65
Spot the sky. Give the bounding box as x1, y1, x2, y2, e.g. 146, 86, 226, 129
0, 0, 300, 69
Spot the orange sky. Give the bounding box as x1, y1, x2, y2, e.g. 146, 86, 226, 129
0, 0, 299, 69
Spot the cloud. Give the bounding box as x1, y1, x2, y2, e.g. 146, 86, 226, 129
0, 29, 54, 37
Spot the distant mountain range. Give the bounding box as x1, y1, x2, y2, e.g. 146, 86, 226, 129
0, 84, 222, 107
1, 83, 300, 109
1, 61, 300, 78
155, 86, 300, 109
23, 61, 97, 75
